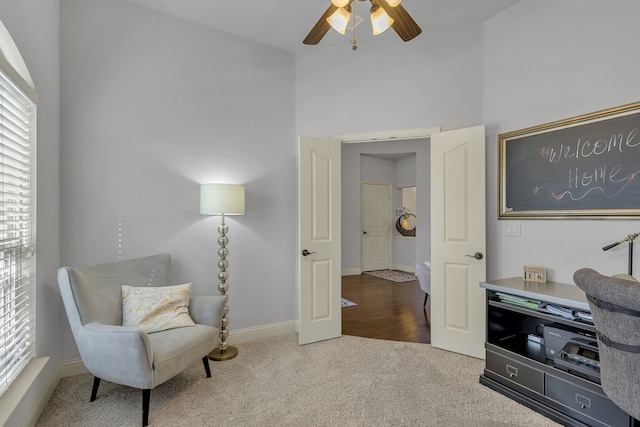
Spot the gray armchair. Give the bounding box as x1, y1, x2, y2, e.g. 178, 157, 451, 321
57, 254, 225, 426
573, 268, 640, 420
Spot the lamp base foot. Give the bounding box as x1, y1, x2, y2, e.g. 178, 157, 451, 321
208, 346, 238, 361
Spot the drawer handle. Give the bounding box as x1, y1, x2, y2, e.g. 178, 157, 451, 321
576, 393, 591, 410
506, 364, 518, 378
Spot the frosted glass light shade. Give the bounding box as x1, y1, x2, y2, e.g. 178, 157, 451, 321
385, 0, 402, 7
327, 7, 351, 35
200, 183, 245, 215
371, 7, 394, 35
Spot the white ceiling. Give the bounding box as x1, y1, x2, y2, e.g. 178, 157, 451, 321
120, 0, 520, 53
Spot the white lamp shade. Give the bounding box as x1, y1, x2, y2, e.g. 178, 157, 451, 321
371, 6, 394, 35
327, 7, 351, 35
200, 183, 245, 215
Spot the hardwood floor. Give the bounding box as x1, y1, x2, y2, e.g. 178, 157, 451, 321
341, 273, 431, 344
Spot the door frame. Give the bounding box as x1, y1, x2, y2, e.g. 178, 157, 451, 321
298, 127, 440, 345
340, 127, 440, 276
335, 127, 441, 144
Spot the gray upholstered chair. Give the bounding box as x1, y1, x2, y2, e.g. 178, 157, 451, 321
573, 268, 640, 421
57, 254, 225, 426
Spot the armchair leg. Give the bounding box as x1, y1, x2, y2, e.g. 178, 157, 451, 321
202, 356, 212, 378
90, 377, 101, 402
423, 293, 429, 307
142, 389, 151, 427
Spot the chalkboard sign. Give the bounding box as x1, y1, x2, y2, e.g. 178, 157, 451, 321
499, 102, 640, 218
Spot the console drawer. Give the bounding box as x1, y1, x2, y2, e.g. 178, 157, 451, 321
545, 374, 629, 426
486, 349, 544, 394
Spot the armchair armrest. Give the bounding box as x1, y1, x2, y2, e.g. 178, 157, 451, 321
77, 323, 154, 389
190, 296, 225, 328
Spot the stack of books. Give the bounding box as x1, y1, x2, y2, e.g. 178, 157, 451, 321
495, 292, 543, 309
576, 311, 593, 323
494, 292, 593, 323
544, 304, 575, 319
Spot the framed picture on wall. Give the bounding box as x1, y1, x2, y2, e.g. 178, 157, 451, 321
498, 101, 640, 219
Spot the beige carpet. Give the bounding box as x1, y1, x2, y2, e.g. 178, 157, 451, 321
364, 270, 417, 283
36, 334, 561, 427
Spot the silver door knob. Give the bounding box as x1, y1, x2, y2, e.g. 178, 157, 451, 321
465, 252, 484, 260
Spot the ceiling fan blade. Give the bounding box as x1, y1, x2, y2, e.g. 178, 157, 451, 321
303, 4, 338, 45
380, 2, 422, 42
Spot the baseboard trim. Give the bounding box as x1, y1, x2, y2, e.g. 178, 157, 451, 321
227, 320, 297, 345
56, 320, 299, 380
21, 358, 60, 427
343, 266, 417, 275
1, 357, 48, 427
393, 264, 415, 274
58, 358, 88, 378
342, 268, 361, 276
26, 321, 298, 427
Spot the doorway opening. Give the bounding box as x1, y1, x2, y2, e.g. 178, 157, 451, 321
299, 125, 486, 357
340, 136, 432, 344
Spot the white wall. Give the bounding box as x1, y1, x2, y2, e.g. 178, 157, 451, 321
396, 156, 416, 189
484, 0, 640, 283
295, 23, 485, 137
0, 0, 61, 425
5, 1, 640, 424
296, 21, 484, 277
59, 0, 296, 358
361, 155, 396, 183
299, 0, 640, 285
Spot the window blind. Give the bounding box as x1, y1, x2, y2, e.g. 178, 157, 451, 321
0, 66, 36, 398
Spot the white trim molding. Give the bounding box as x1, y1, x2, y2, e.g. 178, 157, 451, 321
227, 320, 297, 345
341, 268, 361, 276
392, 264, 416, 274
22, 322, 298, 426
55, 321, 299, 380
334, 127, 440, 144
1, 357, 48, 427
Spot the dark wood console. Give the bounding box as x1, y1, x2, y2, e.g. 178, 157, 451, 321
480, 278, 637, 427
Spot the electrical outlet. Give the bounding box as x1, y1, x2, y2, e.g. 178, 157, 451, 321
505, 221, 521, 237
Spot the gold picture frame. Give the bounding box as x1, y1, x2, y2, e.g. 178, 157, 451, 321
499, 101, 640, 219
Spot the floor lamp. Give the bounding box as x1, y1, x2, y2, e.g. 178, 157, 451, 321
200, 183, 245, 361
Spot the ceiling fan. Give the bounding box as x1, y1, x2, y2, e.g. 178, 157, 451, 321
303, 0, 422, 46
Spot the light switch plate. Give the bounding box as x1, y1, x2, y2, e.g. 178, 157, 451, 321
505, 221, 521, 237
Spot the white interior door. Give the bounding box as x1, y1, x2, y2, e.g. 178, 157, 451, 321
361, 182, 391, 272
298, 136, 341, 345
430, 125, 486, 359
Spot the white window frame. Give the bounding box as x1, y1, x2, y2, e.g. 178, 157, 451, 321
0, 49, 37, 398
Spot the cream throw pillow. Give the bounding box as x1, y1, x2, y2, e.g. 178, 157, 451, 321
122, 283, 195, 333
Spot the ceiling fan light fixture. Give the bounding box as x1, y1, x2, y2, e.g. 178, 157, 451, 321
327, 7, 351, 35
370, 6, 394, 35
331, 0, 350, 7
304, 0, 421, 47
